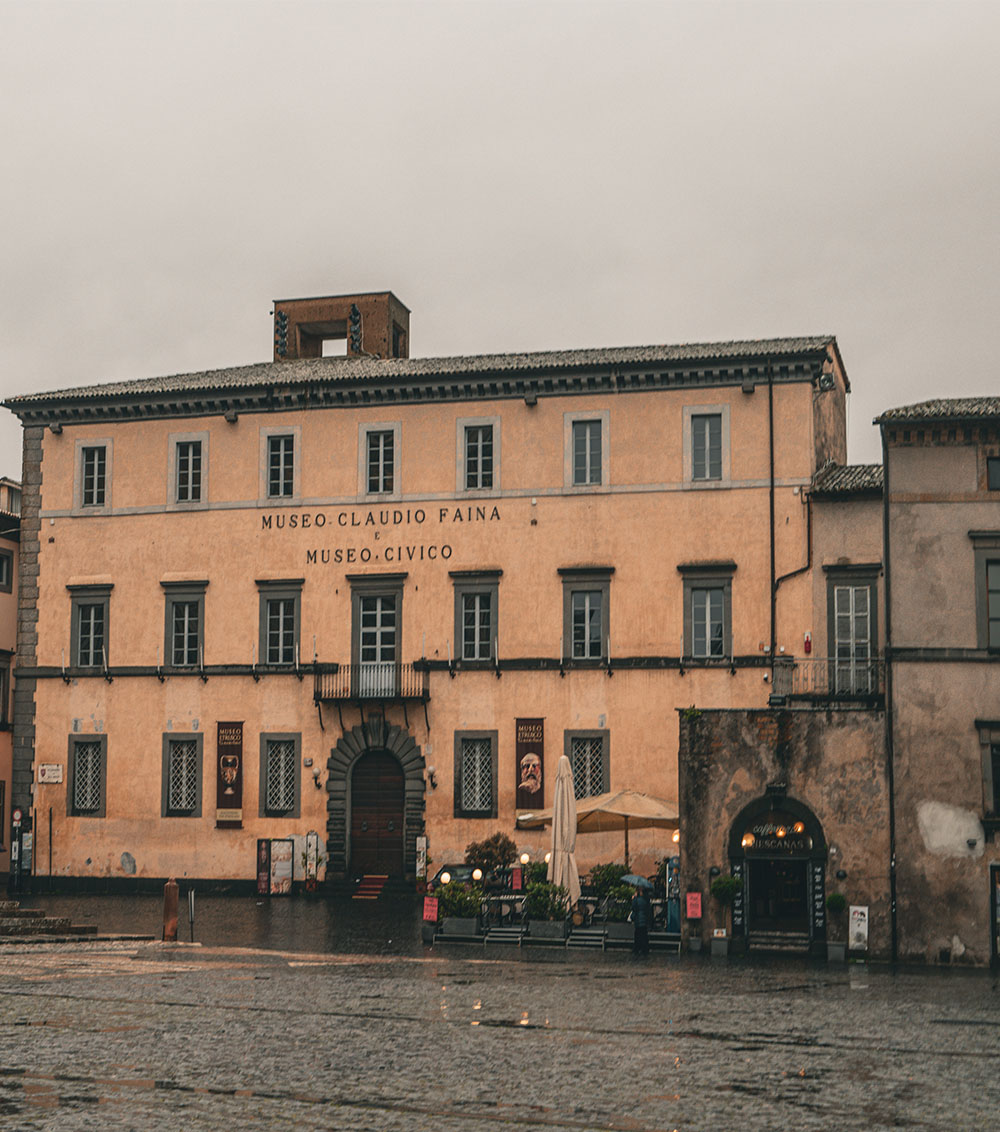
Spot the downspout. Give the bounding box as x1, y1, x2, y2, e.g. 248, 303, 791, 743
767, 361, 777, 663
880, 423, 899, 964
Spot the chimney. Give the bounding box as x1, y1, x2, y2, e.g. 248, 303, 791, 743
272, 291, 410, 362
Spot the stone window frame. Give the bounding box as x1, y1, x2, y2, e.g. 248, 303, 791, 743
161, 580, 208, 669
357, 420, 402, 499
0, 546, 12, 594
453, 729, 498, 819
977, 720, 1000, 830
347, 572, 406, 670
167, 430, 209, 510
161, 732, 204, 818
682, 404, 731, 489
68, 583, 113, 669
257, 578, 303, 668
678, 561, 736, 660
564, 729, 610, 798
258, 425, 302, 505
563, 410, 609, 491
456, 415, 501, 494
259, 731, 302, 818
67, 733, 108, 818
823, 563, 881, 669
988, 456, 1000, 492
72, 437, 114, 515
0, 652, 10, 726
450, 569, 501, 666
559, 567, 613, 664
969, 531, 1000, 652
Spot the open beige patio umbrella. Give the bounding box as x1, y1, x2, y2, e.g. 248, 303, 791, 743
518, 788, 679, 871
547, 755, 581, 907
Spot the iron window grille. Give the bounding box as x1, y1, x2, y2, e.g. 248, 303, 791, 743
72, 741, 104, 813
572, 420, 602, 486
166, 739, 199, 814
460, 738, 494, 813
175, 440, 202, 503
265, 739, 297, 814
267, 434, 295, 498
81, 446, 107, 506
570, 736, 606, 797
691, 414, 722, 481
464, 425, 494, 490
367, 430, 394, 494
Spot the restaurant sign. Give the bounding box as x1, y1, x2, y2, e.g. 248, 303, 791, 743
739, 812, 812, 854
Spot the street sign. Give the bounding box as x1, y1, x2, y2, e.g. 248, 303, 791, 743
12, 808, 22, 827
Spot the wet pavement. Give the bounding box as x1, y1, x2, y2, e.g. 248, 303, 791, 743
1, 896, 998, 1130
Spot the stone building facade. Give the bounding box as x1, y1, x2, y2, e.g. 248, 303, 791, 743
0, 477, 20, 876
2, 290, 853, 891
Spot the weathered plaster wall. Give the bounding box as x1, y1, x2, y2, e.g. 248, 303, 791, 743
678, 707, 890, 956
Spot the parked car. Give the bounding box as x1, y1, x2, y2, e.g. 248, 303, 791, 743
428, 864, 475, 891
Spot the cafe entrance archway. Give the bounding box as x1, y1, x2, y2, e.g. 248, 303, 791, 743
727, 793, 828, 954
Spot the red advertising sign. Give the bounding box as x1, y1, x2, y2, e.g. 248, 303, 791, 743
216, 721, 244, 828
511, 866, 523, 892
423, 897, 439, 922
686, 892, 702, 919
515, 718, 544, 810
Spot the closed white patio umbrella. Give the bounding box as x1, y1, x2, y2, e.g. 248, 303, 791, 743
547, 755, 581, 907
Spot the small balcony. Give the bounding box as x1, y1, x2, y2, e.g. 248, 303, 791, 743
314, 662, 430, 703
770, 656, 884, 704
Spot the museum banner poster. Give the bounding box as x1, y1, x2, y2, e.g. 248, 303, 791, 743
216, 721, 244, 828
515, 718, 544, 811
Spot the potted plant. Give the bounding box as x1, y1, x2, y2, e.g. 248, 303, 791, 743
709, 874, 741, 956
602, 882, 636, 941
524, 880, 570, 939
825, 892, 847, 962
465, 832, 518, 888
437, 880, 485, 937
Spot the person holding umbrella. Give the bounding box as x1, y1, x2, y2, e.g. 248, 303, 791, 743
624, 874, 653, 955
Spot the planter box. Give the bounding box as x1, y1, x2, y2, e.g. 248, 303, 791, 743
441, 916, 481, 937
605, 921, 633, 942
687, 936, 703, 952
528, 920, 568, 940
826, 940, 846, 962
711, 936, 729, 957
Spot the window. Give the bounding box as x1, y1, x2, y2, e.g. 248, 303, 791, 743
69, 584, 112, 668
259, 733, 301, 818
977, 721, 1000, 818
987, 457, 1000, 491
73, 438, 113, 512
68, 734, 107, 817
560, 567, 612, 662
358, 422, 401, 497
176, 441, 202, 502
349, 573, 405, 696
683, 405, 730, 486
257, 580, 302, 667
970, 531, 1000, 651
161, 733, 203, 817
0, 547, 11, 593
0, 655, 9, 725
453, 731, 498, 818
465, 425, 494, 490
451, 571, 500, 663
563, 411, 609, 490
267, 434, 295, 498
824, 568, 879, 694
679, 562, 735, 659
566, 731, 610, 798
162, 582, 207, 668
573, 420, 601, 485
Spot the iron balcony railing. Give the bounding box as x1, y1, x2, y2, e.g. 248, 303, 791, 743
314, 662, 430, 702
771, 656, 885, 700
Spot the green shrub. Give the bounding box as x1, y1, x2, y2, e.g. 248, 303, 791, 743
465, 832, 518, 875
589, 862, 628, 899
525, 860, 548, 885
825, 892, 847, 916
604, 883, 635, 922
710, 875, 742, 905
524, 881, 569, 921
436, 883, 484, 919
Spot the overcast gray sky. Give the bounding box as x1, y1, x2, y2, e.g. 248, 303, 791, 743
2, 0, 998, 480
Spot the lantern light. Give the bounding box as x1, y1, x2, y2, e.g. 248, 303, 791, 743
776, 826, 787, 838
672, 829, 680, 843
472, 868, 483, 882
440, 872, 451, 885
519, 853, 530, 865
793, 821, 805, 834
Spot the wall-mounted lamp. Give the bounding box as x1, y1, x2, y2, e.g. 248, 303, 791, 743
472, 868, 483, 882
224, 409, 238, 424
425, 765, 437, 790
709, 865, 721, 878
835, 869, 847, 881
312, 766, 323, 789
520, 852, 530, 865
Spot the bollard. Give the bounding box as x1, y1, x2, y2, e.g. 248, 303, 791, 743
163, 877, 179, 942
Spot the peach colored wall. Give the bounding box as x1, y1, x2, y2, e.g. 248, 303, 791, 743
26, 377, 844, 881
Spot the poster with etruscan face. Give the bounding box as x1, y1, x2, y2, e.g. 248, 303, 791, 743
515, 718, 544, 811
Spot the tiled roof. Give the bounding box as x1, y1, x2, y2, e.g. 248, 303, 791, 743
877, 397, 1000, 423
811, 462, 883, 496
3, 335, 835, 407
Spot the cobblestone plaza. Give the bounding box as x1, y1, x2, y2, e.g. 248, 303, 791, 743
1, 929, 997, 1131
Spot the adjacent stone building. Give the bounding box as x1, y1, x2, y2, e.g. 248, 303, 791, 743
0, 477, 20, 876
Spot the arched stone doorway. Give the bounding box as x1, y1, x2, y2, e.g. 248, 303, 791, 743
325, 713, 425, 880
727, 792, 828, 951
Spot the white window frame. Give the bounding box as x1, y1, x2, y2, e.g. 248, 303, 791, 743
258, 425, 302, 505
456, 415, 501, 494
72, 438, 114, 515
682, 404, 731, 488
563, 410, 609, 491
358, 421, 402, 499
167, 430, 209, 510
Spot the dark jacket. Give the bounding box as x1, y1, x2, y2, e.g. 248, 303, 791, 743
631, 891, 652, 928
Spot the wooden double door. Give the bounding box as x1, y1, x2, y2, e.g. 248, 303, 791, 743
350, 751, 404, 876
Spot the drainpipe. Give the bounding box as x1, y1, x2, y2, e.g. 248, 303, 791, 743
880, 423, 899, 964
767, 360, 777, 665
